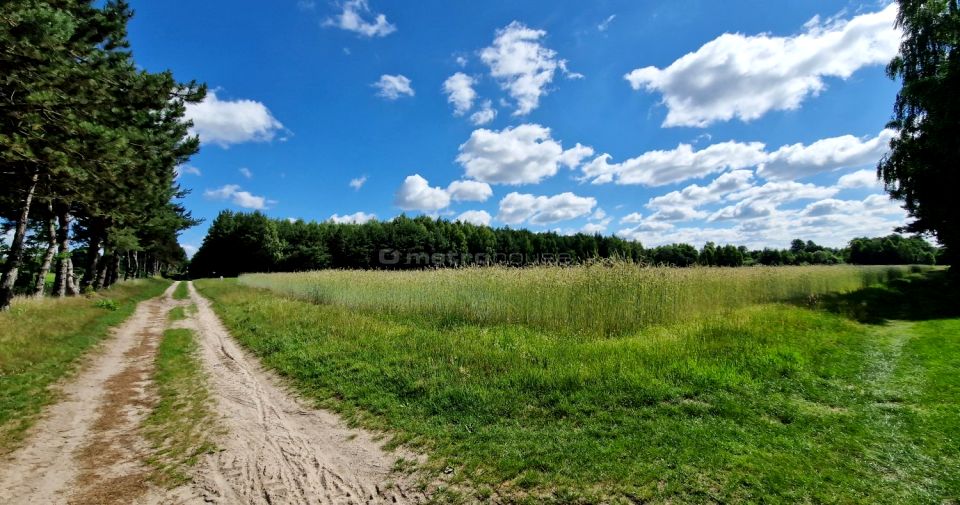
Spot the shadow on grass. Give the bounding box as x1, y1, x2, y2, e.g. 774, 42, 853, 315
805, 269, 959, 324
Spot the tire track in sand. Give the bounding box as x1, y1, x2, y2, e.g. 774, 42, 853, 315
176, 281, 428, 504
0, 282, 178, 505
0, 281, 428, 504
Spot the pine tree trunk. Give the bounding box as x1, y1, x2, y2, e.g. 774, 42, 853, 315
133, 252, 139, 278
53, 206, 72, 297
65, 257, 79, 295
33, 208, 57, 297
108, 253, 121, 287
94, 249, 109, 290
81, 234, 102, 292
0, 170, 39, 311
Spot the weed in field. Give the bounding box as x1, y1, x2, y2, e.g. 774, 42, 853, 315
94, 298, 118, 311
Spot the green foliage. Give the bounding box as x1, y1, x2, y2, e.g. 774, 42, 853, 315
0, 278, 171, 452
880, 0, 960, 265
93, 298, 118, 311
848, 234, 940, 264
196, 271, 960, 502
189, 211, 283, 277
0, 0, 205, 308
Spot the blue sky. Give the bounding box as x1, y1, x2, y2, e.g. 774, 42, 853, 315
125, 0, 906, 256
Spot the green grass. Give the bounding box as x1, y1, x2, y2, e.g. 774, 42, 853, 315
168, 305, 188, 321
172, 280, 190, 301
143, 318, 218, 486
240, 265, 912, 337
195, 268, 959, 503
0, 278, 171, 453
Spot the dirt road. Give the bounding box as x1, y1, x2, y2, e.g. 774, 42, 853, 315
0, 283, 177, 504
0, 282, 426, 504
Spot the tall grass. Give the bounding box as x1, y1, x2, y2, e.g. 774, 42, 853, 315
240, 265, 909, 337
197, 270, 959, 502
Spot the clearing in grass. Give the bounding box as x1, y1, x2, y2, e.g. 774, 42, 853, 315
195, 266, 959, 502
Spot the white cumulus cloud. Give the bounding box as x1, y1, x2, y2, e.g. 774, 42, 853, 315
837, 169, 882, 189
455, 210, 493, 226
470, 100, 497, 125
708, 200, 775, 222
480, 21, 578, 115
759, 129, 894, 180
726, 180, 838, 206
447, 180, 493, 202
329, 211, 377, 224
373, 74, 414, 100
324, 0, 395, 38
457, 124, 593, 185
185, 91, 285, 147
443, 72, 477, 116
646, 169, 755, 213
203, 184, 275, 210
625, 4, 900, 127
175, 165, 201, 178
349, 176, 367, 190
583, 141, 766, 186
394, 174, 451, 211
497, 191, 596, 225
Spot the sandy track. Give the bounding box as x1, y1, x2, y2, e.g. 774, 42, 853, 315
0, 282, 177, 505
181, 281, 427, 504
0, 282, 429, 504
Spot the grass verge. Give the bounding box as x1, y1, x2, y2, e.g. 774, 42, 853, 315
0, 278, 171, 453
143, 314, 218, 486
195, 271, 960, 503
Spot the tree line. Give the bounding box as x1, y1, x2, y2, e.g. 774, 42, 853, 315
188, 211, 945, 277
0, 1, 202, 310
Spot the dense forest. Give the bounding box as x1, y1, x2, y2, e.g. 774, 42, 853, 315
188, 211, 945, 277
0, 1, 201, 310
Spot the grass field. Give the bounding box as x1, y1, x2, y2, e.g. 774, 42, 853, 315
196, 266, 959, 503
0, 278, 171, 452
143, 307, 218, 486
239, 265, 910, 337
